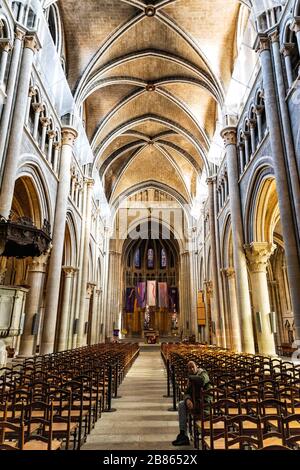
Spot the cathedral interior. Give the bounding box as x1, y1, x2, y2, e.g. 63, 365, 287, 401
0, 0, 300, 452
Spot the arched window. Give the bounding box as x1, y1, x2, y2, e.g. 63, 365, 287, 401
255, 93, 267, 143
170, 252, 174, 268
238, 132, 246, 175
282, 23, 300, 88
0, 21, 12, 94
134, 248, 141, 269
249, 108, 259, 153
147, 248, 154, 269
12, 1, 37, 29
161, 248, 167, 268
48, 5, 58, 46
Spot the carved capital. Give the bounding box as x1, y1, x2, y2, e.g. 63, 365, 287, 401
242, 130, 250, 140
204, 280, 213, 293
222, 267, 235, 279
291, 17, 300, 34
249, 119, 257, 129
53, 141, 61, 150
254, 105, 264, 116
84, 176, 94, 188
269, 29, 280, 44
206, 176, 217, 186
0, 39, 13, 53
245, 242, 276, 273
280, 43, 295, 57
24, 34, 40, 53
29, 248, 51, 273
62, 266, 78, 278
256, 35, 270, 54
86, 282, 96, 297
32, 102, 44, 114
47, 130, 56, 139
61, 126, 78, 146
28, 86, 37, 98
40, 117, 51, 128
221, 127, 237, 147
15, 25, 26, 41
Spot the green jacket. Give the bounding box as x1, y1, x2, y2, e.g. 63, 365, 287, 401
184, 368, 212, 413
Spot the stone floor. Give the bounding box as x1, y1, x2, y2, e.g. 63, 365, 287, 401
82, 347, 191, 450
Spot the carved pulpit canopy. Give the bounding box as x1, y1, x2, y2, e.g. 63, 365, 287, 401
0, 213, 52, 259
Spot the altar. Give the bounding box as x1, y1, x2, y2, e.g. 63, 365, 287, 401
143, 329, 159, 344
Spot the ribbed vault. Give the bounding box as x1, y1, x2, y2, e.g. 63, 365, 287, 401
58, 0, 249, 203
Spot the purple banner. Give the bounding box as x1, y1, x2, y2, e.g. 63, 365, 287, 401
136, 282, 146, 308
168, 287, 178, 311
125, 287, 136, 313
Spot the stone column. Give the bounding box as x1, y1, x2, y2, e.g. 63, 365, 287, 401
92, 289, 101, 344
255, 106, 264, 142
52, 142, 60, 174
40, 117, 50, 153
85, 283, 95, 346
24, 86, 36, 126
107, 251, 122, 338
76, 177, 94, 347
207, 177, 222, 345
57, 267, 77, 352
0, 33, 39, 215
271, 31, 300, 236
243, 131, 250, 165
204, 280, 213, 344
238, 142, 245, 175
47, 130, 56, 163
221, 127, 255, 353
0, 39, 12, 87
101, 230, 110, 340
223, 268, 242, 352
214, 178, 227, 347
269, 279, 285, 346
291, 17, 300, 59
180, 251, 195, 336
280, 43, 295, 88
40, 127, 78, 354
32, 103, 43, 140
19, 251, 50, 356
245, 242, 276, 356
257, 35, 300, 342
249, 120, 256, 156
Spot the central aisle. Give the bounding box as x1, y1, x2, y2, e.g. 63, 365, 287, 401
82, 347, 188, 450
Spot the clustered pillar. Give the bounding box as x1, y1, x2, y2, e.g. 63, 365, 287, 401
221, 127, 255, 354
40, 126, 78, 355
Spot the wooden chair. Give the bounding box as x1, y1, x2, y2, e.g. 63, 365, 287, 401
23, 401, 62, 450
0, 421, 24, 449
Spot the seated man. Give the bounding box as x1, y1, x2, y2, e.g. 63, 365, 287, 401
172, 360, 212, 446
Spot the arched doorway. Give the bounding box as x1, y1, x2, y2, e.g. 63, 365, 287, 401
121, 221, 180, 339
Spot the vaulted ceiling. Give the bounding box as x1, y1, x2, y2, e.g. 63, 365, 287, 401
58, 0, 246, 205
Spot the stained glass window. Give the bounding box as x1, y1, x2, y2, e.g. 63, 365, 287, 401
134, 248, 141, 268
147, 248, 154, 268
161, 248, 167, 268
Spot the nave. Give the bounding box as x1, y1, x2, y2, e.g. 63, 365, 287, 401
82, 347, 186, 451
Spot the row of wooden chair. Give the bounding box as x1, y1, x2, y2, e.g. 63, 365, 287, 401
0, 342, 139, 450
161, 343, 300, 450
